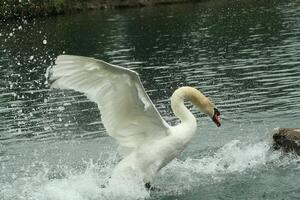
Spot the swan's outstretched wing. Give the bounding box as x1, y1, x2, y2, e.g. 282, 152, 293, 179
47, 55, 170, 156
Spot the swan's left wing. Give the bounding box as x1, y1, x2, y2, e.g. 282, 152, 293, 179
47, 55, 170, 157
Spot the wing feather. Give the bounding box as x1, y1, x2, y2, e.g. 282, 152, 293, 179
47, 55, 169, 157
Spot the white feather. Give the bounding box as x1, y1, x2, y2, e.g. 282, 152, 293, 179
47, 55, 170, 157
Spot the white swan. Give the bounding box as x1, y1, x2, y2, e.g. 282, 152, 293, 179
47, 55, 221, 189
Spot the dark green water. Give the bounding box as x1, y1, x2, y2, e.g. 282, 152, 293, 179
0, 1, 300, 199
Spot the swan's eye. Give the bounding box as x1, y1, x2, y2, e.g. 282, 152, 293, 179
214, 108, 220, 116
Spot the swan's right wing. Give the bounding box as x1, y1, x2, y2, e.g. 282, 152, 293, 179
47, 55, 170, 157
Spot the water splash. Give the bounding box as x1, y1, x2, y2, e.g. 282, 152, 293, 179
0, 159, 150, 200
163, 140, 282, 174
1, 139, 298, 200
156, 140, 291, 194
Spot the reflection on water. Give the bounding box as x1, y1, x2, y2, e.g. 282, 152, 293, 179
0, 0, 300, 199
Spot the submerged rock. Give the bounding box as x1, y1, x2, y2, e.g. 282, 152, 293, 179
273, 128, 300, 155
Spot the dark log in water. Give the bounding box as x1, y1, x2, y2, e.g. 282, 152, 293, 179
273, 128, 300, 155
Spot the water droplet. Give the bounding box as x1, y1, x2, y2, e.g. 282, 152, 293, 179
58, 106, 65, 111
43, 39, 47, 45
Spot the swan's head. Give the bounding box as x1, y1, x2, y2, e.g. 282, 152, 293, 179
211, 107, 221, 127
193, 96, 221, 127
180, 87, 221, 127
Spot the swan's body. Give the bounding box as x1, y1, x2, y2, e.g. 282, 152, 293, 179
47, 55, 221, 187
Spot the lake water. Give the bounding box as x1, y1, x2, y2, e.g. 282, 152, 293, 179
0, 0, 300, 199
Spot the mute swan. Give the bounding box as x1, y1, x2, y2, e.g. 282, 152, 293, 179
47, 55, 221, 189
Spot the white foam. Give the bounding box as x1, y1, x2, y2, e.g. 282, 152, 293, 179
163, 140, 281, 175
156, 139, 284, 194
42, 170, 103, 200
0, 160, 149, 200
103, 169, 150, 199
0, 140, 288, 200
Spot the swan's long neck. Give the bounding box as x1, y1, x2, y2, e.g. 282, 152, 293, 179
171, 87, 195, 126
171, 86, 207, 128
169, 86, 206, 144
168, 86, 213, 151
